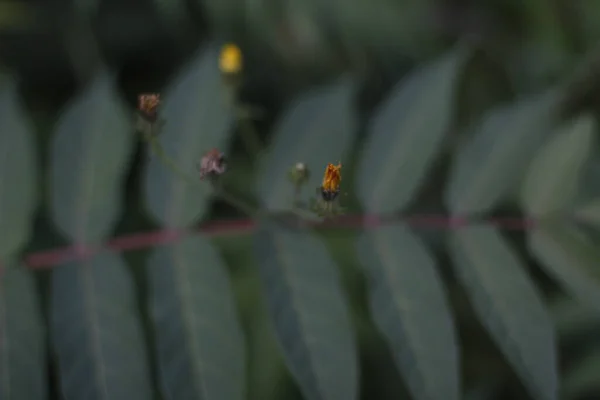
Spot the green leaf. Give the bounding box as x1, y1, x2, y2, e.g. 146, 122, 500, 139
529, 222, 600, 313
445, 89, 560, 215
0, 264, 47, 400
254, 225, 358, 400
256, 77, 357, 211
356, 47, 467, 213
0, 78, 37, 257
575, 198, 600, 228
332, 0, 440, 62
247, 313, 288, 400
562, 347, 600, 399
448, 226, 558, 400
520, 114, 596, 216
147, 235, 246, 400
550, 297, 600, 341
357, 225, 460, 400
49, 70, 133, 244
50, 252, 152, 400
143, 44, 234, 228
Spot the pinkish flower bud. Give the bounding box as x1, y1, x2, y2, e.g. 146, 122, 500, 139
198, 148, 227, 180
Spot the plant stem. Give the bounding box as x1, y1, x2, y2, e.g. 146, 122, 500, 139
143, 124, 308, 230
292, 184, 302, 207
211, 179, 260, 218
145, 133, 197, 186
144, 130, 260, 215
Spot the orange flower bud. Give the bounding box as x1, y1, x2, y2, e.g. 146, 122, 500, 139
320, 163, 341, 201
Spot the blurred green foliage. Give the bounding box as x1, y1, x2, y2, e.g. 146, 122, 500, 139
1, 1, 600, 400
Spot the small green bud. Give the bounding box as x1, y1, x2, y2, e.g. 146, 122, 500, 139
288, 162, 310, 185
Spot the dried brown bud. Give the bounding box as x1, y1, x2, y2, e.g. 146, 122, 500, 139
198, 148, 227, 180
138, 93, 160, 121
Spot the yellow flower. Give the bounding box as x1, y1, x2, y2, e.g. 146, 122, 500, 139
320, 163, 342, 201
219, 43, 243, 75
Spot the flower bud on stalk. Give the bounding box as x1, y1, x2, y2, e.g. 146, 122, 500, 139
319, 163, 342, 202
136, 93, 162, 159
308, 162, 344, 216
219, 43, 243, 102
198, 148, 227, 181
288, 162, 310, 186
137, 93, 160, 122
287, 162, 310, 208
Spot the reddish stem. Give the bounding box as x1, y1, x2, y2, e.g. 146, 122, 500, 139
20, 214, 540, 270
